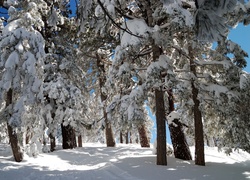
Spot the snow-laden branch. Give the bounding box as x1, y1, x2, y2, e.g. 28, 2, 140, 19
194, 59, 232, 67
171, 45, 190, 59
96, 0, 143, 38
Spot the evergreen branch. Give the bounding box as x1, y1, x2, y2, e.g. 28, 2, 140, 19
96, 0, 143, 38
115, 0, 135, 20
171, 45, 191, 60
114, 7, 135, 20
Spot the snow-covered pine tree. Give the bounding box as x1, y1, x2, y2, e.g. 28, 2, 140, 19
201, 41, 250, 154
40, 1, 89, 150
0, 1, 46, 161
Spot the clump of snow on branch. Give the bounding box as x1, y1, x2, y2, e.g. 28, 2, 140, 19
240, 72, 250, 90
121, 19, 150, 47
167, 111, 180, 126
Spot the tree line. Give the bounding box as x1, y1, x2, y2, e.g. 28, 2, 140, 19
0, 0, 250, 166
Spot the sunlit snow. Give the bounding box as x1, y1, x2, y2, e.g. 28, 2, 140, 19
0, 143, 249, 180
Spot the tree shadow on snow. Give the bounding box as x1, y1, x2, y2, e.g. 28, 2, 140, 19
1, 145, 249, 180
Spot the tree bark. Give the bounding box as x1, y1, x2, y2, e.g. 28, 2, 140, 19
168, 90, 192, 160
152, 42, 167, 165
104, 111, 116, 147
130, 132, 132, 144
155, 88, 167, 165
96, 54, 115, 147
78, 135, 82, 147
49, 112, 56, 152
120, 131, 123, 143
135, 137, 139, 144
138, 124, 150, 147
125, 131, 129, 144
61, 124, 77, 149
25, 127, 33, 145
169, 121, 192, 160
189, 46, 205, 166
49, 133, 56, 152
6, 89, 23, 162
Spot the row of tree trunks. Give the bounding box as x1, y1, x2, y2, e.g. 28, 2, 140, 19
47, 131, 82, 150
118, 127, 150, 147
6, 89, 23, 162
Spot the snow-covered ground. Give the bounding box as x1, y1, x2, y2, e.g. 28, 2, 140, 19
0, 143, 250, 180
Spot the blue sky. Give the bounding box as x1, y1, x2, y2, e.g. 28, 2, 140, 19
229, 23, 250, 72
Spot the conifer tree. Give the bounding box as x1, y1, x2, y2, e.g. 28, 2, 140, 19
0, 1, 46, 161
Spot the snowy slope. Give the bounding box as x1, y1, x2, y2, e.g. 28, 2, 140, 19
0, 143, 250, 180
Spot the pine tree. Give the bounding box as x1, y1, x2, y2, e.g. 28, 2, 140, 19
0, 1, 46, 161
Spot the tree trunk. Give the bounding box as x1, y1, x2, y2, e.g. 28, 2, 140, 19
96, 54, 115, 147
130, 132, 132, 144
152, 42, 167, 165
138, 124, 150, 147
135, 137, 139, 144
78, 135, 82, 147
49, 133, 56, 152
61, 124, 77, 149
169, 121, 192, 160
25, 127, 33, 145
168, 90, 192, 160
104, 112, 116, 147
155, 88, 167, 165
192, 84, 205, 166
125, 132, 129, 144
7, 124, 23, 162
6, 89, 23, 162
120, 132, 123, 143
189, 46, 205, 166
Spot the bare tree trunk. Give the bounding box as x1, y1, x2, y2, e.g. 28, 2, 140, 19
6, 89, 23, 162
125, 132, 129, 144
78, 135, 82, 147
138, 124, 150, 147
130, 132, 132, 144
189, 46, 205, 166
135, 137, 139, 144
152, 43, 167, 165
104, 111, 115, 147
155, 88, 167, 165
25, 127, 33, 145
120, 132, 123, 143
49, 133, 56, 152
169, 122, 192, 160
168, 90, 192, 160
61, 124, 77, 149
97, 54, 115, 147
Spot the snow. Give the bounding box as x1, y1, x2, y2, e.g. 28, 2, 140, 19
0, 143, 250, 180
120, 19, 150, 47
167, 111, 180, 125
240, 73, 250, 89
5, 51, 19, 69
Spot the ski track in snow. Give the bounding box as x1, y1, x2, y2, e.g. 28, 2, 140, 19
0, 143, 250, 180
